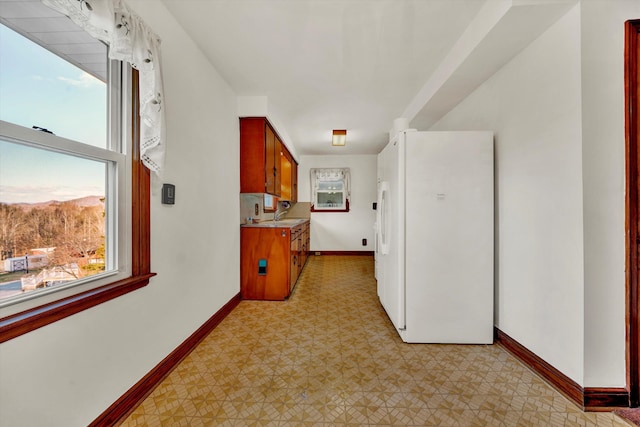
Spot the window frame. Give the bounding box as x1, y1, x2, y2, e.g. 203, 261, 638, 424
313, 181, 347, 211
0, 70, 154, 343
310, 168, 351, 213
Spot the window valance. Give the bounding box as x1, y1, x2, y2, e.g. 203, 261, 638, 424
42, 0, 165, 174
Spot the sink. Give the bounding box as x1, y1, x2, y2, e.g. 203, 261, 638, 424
262, 219, 305, 225
242, 218, 307, 227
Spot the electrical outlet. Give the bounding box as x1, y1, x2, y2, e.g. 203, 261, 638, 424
362, 238, 367, 246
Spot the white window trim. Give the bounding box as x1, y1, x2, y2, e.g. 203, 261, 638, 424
0, 62, 133, 317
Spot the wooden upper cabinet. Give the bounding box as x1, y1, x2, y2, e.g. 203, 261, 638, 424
240, 117, 297, 200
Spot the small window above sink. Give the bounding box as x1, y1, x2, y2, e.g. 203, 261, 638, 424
264, 193, 278, 212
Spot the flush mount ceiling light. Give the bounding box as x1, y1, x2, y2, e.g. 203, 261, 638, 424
332, 129, 346, 146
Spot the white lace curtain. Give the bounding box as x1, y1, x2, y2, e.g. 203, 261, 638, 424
42, 0, 165, 174
310, 168, 351, 206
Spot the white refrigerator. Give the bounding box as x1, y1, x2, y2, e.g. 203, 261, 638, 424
376, 130, 494, 344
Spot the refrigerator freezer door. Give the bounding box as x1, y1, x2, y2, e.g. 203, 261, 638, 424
376, 136, 405, 333
384, 135, 405, 334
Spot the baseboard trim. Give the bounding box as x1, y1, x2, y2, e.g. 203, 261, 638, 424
313, 251, 374, 256
91, 292, 242, 426
495, 328, 629, 410
495, 328, 583, 407
584, 387, 630, 410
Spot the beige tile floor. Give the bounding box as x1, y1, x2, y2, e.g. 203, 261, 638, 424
121, 255, 631, 426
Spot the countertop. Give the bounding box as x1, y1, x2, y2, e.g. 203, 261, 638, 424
240, 218, 309, 228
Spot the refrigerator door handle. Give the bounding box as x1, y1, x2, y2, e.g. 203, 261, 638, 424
378, 181, 390, 255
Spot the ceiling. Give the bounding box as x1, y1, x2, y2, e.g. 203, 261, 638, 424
0, 0, 576, 158
160, 0, 576, 157
161, 0, 486, 156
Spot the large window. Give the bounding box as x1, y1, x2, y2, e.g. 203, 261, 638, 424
0, 6, 152, 342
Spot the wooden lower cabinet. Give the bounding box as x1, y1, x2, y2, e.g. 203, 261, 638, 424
240, 221, 310, 300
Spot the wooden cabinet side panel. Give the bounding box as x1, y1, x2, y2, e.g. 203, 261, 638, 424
240, 118, 267, 193
241, 228, 290, 300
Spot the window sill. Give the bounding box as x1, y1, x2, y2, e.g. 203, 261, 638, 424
0, 273, 155, 344
310, 199, 350, 213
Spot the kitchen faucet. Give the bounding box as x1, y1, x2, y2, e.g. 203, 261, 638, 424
274, 207, 288, 222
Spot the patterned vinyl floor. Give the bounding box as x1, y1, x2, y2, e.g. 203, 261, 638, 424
121, 255, 631, 426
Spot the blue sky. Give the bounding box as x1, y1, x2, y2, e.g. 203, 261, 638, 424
0, 23, 107, 204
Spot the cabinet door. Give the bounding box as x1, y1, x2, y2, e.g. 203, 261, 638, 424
291, 160, 298, 202
274, 136, 282, 197
280, 150, 292, 201
240, 118, 268, 194
265, 125, 276, 194
297, 233, 303, 276
301, 229, 307, 266
290, 244, 298, 291
305, 224, 310, 263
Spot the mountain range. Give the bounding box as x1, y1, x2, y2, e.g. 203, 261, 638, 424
9, 196, 105, 210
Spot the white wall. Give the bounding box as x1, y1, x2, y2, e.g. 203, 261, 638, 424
581, 0, 640, 388
299, 155, 377, 252
0, 2, 241, 426
431, 5, 586, 384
